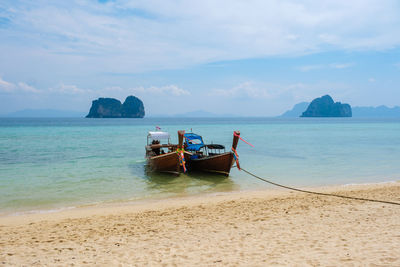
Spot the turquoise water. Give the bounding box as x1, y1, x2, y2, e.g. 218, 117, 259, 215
0, 117, 399, 214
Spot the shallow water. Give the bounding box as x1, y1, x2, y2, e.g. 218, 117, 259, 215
0, 117, 399, 214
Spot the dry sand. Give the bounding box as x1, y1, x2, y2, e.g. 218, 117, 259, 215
1, 182, 400, 266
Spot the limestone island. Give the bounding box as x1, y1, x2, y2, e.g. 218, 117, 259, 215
86, 96, 145, 118
301, 95, 352, 117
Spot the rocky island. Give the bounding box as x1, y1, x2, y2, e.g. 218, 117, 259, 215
301, 95, 352, 117
86, 96, 145, 118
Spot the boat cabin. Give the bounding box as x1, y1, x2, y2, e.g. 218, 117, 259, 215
184, 133, 226, 159
146, 131, 177, 157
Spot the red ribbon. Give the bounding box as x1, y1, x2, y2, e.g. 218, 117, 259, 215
234, 132, 254, 147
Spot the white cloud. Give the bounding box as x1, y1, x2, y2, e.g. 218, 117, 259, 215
17, 82, 41, 93
330, 63, 354, 69
298, 62, 354, 71
210, 82, 269, 98
136, 85, 190, 96
209, 81, 352, 102
2, 79, 189, 97
49, 84, 91, 94
1, 0, 400, 73
368, 78, 376, 82
0, 77, 40, 93
102, 85, 190, 96
0, 77, 16, 92
297, 65, 324, 72
0, 1, 399, 115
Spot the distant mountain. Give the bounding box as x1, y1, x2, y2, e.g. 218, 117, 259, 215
352, 106, 400, 117
2, 109, 86, 118
279, 102, 309, 117
281, 102, 400, 118
86, 96, 145, 118
301, 95, 352, 117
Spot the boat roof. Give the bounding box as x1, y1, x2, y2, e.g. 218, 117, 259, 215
184, 133, 204, 151
148, 131, 170, 140
184, 133, 203, 141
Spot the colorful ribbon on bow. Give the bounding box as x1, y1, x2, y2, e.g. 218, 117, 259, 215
231, 147, 241, 170
177, 148, 187, 173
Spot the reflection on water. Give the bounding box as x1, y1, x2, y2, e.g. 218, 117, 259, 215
129, 161, 238, 197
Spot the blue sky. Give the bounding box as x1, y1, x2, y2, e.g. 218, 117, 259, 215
0, 0, 400, 116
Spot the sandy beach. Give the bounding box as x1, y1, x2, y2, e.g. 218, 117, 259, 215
1, 182, 399, 266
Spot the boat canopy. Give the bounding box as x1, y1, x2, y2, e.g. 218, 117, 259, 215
148, 131, 170, 140
184, 133, 204, 151
206, 144, 225, 150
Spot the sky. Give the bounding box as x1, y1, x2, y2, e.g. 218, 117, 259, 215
0, 0, 400, 116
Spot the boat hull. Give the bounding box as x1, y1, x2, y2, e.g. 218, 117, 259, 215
188, 152, 235, 176
147, 151, 192, 175
147, 152, 180, 175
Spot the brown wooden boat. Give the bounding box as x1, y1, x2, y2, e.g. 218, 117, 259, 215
184, 131, 240, 176
145, 130, 190, 175
145, 131, 179, 174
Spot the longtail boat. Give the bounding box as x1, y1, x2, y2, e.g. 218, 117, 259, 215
145, 130, 189, 175
184, 131, 240, 176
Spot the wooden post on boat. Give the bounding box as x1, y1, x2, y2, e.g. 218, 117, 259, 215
232, 131, 240, 170
232, 131, 240, 150
178, 130, 185, 150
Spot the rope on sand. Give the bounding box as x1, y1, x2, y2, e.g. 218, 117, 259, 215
239, 167, 400, 206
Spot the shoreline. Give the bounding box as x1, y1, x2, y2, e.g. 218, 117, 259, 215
1, 179, 399, 220
1, 182, 399, 265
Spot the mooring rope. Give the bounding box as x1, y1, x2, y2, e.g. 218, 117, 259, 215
239, 167, 400, 206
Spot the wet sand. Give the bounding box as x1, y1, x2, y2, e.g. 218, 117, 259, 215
1, 182, 400, 266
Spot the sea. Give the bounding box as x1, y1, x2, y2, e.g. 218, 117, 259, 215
0, 117, 399, 215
